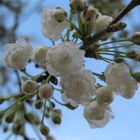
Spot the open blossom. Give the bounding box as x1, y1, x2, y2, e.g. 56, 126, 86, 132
34, 46, 49, 68
84, 101, 114, 128
105, 63, 138, 99
46, 42, 85, 76
4, 39, 33, 69
42, 8, 69, 41
61, 69, 96, 105
96, 86, 114, 105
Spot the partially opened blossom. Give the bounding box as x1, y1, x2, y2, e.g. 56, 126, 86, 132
4, 39, 33, 70
84, 101, 114, 128
96, 86, 114, 105
105, 63, 138, 99
34, 46, 49, 68
46, 42, 85, 76
42, 8, 69, 41
61, 69, 96, 105
22, 80, 38, 95
92, 14, 113, 39
81, 5, 98, 23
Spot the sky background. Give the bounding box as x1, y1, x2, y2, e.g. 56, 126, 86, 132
1, 0, 140, 140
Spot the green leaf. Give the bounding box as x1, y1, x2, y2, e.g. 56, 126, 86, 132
72, 32, 81, 39
78, 13, 84, 34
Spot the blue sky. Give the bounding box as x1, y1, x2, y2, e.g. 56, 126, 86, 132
1, 0, 140, 140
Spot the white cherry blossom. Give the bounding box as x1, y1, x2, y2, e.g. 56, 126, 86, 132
92, 14, 113, 39
4, 39, 33, 70
96, 86, 114, 105
105, 63, 138, 99
42, 8, 69, 41
46, 42, 85, 76
61, 69, 96, 105
84, 101, 114, 128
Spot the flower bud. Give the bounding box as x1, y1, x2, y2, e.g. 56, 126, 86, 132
38, 84, 53, 100
54, 109, 62, 116
70, 0, 85, 12
34, 46, 49, 68
22, 80, 38, 95
83, 6, 98, 23
5, 111, 15, 123
3, 125, 8, 132
24, 112, 36, 124
52, 8, 67, 23
40, 124, 50, 136
136, 54, 140, 61
129, 32, 140, 45
45, 112, 50, 118
114, 58, 124, 63
35, 100, 43, 109
12, 123, 24, 135
126, 50, 138, 59
51, 111, 62, 125
96, 86, 114, 105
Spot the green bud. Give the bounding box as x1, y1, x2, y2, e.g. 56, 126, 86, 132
12, 123, 24, 135
135, 54, 140, 61
70, 0, 85, 12
40, 124, 50, 136
3, 125, 8, 132
114, 58, 124, 63
54, 109, 62, 116
129, 32, 140, 45
50, 102, 55, 108
117, 22, 127, 30
51, 112, 62, 125
24, 113, 35, 124
5, 112, 15, 123
35, 100, 43, 109
45, 112, 50, 118
126, 50, 138, 59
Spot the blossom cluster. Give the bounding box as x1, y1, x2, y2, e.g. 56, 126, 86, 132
1, 0, 140, 137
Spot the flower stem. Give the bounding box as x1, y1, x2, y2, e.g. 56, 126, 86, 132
41, 100, 46, 124
99, 39, 129, 46
4, 95, 27, 112
52, 97, 66, 106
